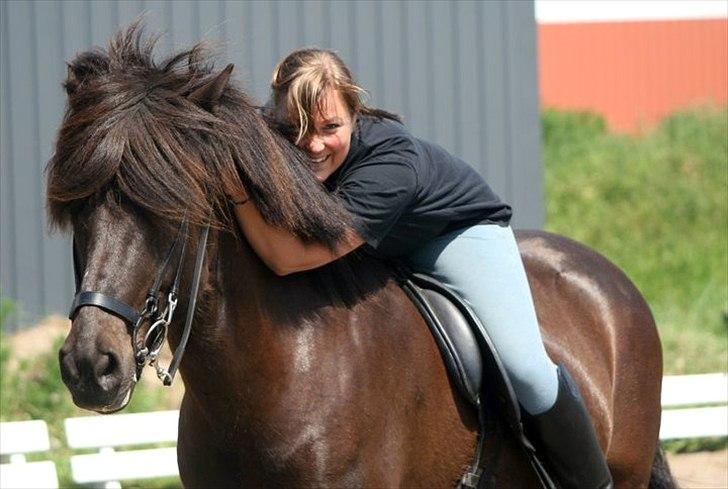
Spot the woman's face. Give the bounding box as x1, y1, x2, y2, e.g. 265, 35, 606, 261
296, 90, 354, 182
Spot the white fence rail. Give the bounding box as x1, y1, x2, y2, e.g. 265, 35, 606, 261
660, 373, 728, 441
0, 420, 59, 489
661, 373, 728, 408
0, 374, 725, 488
65, 410, 180, 488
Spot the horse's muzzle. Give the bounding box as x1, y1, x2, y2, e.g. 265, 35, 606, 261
59, 312, 136, 413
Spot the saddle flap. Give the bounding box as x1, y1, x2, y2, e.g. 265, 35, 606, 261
418, 287, 483, 404
403, 272, 525, 435
400, 269, 557, 489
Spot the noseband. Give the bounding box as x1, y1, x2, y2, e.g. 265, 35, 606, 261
68, 219, 210, 386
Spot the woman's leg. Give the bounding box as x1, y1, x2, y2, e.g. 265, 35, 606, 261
405, 224, 558, 415
406, 224, 612, 488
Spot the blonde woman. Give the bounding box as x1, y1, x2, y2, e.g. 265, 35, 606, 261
229, 48, 612, 489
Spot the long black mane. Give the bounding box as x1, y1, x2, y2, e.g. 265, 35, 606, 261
46, 21, 351, 248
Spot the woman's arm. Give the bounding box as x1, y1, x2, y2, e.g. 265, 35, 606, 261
232, 199, 365, 276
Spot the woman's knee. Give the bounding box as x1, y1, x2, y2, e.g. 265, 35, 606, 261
508, 357, 557, 384
507, 359, 559, 414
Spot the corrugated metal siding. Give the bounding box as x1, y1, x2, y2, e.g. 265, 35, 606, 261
0, 0, 542, 330
539, 19, 728, 132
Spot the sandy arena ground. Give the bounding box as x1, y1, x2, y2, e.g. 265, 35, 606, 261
667, 450, 728, 488
5, 318, 728, 487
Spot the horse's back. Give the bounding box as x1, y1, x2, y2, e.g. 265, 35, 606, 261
516, 230, 662, 486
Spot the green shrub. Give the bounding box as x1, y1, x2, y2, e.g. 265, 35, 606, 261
542, 109, 607, 146
0, 296, 15, 330
543, 105, 728, 374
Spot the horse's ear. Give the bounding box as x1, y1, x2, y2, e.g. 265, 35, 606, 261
188, 64, 234, 111
63, 53, 111, 97
64, 64, 81, 96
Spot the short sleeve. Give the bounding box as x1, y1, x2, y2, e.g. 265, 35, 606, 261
334, 159, 418, 248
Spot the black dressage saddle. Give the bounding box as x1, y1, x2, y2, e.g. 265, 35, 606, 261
398, 270, 556, 489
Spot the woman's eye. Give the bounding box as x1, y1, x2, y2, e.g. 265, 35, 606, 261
324, 123, 340, 131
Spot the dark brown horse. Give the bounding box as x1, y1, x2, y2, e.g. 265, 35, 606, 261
48, 25, 674, 488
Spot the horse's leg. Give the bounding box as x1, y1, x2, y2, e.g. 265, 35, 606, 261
177, 395, 251, 488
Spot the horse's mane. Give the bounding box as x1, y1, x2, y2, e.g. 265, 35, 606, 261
46, 21, 351, 248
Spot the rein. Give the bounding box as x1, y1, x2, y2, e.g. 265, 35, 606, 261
68, 219, 210, 386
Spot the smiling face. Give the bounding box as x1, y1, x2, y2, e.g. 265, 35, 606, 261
296, 90, 354, 182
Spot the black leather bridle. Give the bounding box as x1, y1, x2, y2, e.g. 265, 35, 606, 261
68, 219, 210, 386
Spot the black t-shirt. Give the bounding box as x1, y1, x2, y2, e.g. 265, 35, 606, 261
324, 115, 512, 258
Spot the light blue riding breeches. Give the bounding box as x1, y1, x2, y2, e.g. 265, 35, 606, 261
405, 224, 559, 415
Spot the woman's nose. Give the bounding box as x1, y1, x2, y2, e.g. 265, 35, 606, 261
307, 135, 325, 153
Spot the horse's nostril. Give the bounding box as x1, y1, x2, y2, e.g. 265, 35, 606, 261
95, 353, 113, 377
95, 352, 121, 391
101, 353, 117, 377
59, 347, 79, 384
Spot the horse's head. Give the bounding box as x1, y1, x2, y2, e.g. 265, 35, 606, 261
47, 23, 238, 412
47, 22, 356, 412
59, 197, 181, 412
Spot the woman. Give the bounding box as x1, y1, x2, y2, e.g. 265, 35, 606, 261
229, 48, 612, 489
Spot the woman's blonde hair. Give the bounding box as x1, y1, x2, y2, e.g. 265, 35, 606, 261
270, 48, 400, 144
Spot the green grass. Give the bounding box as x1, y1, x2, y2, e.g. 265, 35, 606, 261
543, 105, 728, 375
662, 436, 728, 454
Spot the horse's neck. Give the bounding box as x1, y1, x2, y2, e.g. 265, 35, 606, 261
175, 232, 337, 407
176, 231, 397, 410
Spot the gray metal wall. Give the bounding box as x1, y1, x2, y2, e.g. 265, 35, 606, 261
0, 0, 542, 330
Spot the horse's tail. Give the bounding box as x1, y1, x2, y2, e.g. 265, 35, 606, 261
648, 446, 678, 489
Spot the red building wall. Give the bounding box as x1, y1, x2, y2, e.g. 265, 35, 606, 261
538, 19, 727, 132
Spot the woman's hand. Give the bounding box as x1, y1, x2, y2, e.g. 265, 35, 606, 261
227, 187, 250, 206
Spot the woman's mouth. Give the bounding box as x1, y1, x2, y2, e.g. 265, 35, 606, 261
310, 154, 329, 165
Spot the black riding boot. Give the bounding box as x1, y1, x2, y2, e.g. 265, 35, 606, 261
523, 365, 613, 489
